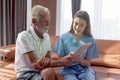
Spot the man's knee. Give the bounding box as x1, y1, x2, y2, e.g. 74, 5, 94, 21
41, 68, 55, 80
55, 74, 64, 80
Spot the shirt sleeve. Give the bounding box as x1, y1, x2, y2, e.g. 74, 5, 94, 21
53, 36, 66, 57
85, 39, 99, 60
16, 32, 34, 55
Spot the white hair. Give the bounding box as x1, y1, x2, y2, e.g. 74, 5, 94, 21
31, 5, 50, 22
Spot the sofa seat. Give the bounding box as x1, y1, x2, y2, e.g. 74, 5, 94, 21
92, 66, 120, 80
0, 60, 16, 80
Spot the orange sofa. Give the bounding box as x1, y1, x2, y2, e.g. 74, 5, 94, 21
0, 36, 120, 80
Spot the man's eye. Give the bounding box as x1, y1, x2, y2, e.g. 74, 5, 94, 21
81, 25, 84, 27
75, 22, 78, 25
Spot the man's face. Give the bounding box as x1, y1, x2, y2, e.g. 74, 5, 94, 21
36, 12, 50, 34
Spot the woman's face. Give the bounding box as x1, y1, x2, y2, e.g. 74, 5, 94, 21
73, 17, 87, 35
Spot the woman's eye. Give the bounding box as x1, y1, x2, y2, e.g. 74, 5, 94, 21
81, 23, 85, 27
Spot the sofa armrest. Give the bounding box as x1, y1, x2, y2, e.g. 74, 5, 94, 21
0, 44, 15, 60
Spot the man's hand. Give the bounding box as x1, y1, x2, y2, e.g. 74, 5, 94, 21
38, 57, 51, 68
46, 51, 59, 60
37, 53, 73, 68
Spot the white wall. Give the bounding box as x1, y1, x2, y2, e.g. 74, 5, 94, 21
56, 0, 72, 36
27, 0, 31, 29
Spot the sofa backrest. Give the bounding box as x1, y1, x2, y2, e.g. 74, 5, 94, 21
50, 36, 59, 50
50, 36, 120, 56
0, 36, 120, 60
96, 39, 120, 56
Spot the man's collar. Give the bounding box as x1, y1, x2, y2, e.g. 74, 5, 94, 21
29, 27, 43, 40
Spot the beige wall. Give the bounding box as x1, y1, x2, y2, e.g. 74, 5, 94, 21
32, 0, 56, 36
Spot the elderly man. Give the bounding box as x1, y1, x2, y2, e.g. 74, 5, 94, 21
14, 5, 73, 80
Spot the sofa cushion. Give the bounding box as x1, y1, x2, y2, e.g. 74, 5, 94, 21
90, 55, 120, 69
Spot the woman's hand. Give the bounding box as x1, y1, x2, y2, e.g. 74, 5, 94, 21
60, 53, 73, 66
72, 56, 90, 67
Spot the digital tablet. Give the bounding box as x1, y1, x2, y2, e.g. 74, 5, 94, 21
73, 43, 92, 58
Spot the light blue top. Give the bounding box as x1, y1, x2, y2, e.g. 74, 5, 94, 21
54, 32, 99, 75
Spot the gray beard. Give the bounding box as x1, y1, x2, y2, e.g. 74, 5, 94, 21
37, 27, 45, 34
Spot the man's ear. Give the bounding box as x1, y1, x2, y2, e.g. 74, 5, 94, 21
32, 18, 37, 25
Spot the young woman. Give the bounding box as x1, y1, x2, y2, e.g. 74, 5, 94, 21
54, 10, 99, 80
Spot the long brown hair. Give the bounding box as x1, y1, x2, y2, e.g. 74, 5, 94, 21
70, 10, 92, 37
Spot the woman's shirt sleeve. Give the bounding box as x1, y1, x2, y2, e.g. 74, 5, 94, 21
53, 36, 66, 57
85, 39, 99, 60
